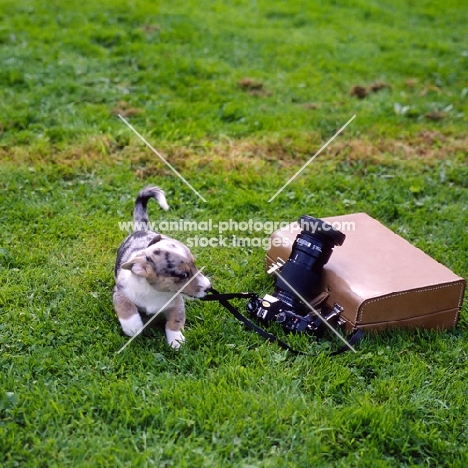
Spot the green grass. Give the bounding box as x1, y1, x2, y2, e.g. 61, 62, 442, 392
1, 0, 468, 466
1, 0, 467, 147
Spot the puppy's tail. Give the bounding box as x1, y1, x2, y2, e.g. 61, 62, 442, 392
133, 186, 169, 231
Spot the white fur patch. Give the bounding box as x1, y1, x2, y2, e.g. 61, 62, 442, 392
198, 275, 211, 294
119, 270, 177, 314
120, 314, 144, 337
165, 329, 185, 349
156, 193, 169, 211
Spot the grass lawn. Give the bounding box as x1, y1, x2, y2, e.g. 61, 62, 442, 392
1, 0, 467, 466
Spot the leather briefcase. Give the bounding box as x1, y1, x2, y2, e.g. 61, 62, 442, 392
266, 213, 466, 332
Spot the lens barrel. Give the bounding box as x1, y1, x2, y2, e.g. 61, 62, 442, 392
273, 215, 345, 307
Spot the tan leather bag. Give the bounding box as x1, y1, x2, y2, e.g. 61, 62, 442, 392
266, 213, 466, 332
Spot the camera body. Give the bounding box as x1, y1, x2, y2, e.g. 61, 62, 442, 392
247, 293, 344, 335
247, 294, 312, 332
247, 215, 346, 335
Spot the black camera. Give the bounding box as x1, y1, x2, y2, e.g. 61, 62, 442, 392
247, 215, 346, 334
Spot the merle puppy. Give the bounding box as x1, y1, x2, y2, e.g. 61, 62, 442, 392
113, 186, 211, 348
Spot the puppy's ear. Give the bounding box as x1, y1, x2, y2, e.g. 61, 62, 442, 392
148, 234, 162, 247
121, 257, 150, 277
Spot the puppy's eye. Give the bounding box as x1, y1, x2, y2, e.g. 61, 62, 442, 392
174, 272, 189, 280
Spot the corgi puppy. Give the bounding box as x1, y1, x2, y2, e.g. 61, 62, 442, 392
113, 186, 211, 348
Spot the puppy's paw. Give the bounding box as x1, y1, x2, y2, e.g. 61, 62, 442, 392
119, 315, 144, 337
165, 329, 185, 349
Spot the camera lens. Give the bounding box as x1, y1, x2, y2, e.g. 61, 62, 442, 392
273, 215, 345, 308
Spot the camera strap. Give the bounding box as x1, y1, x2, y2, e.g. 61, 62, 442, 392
201, 290, 295, 352
202, 289, 363, 356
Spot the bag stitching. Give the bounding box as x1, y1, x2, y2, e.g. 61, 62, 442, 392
356, 282, 465, 323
